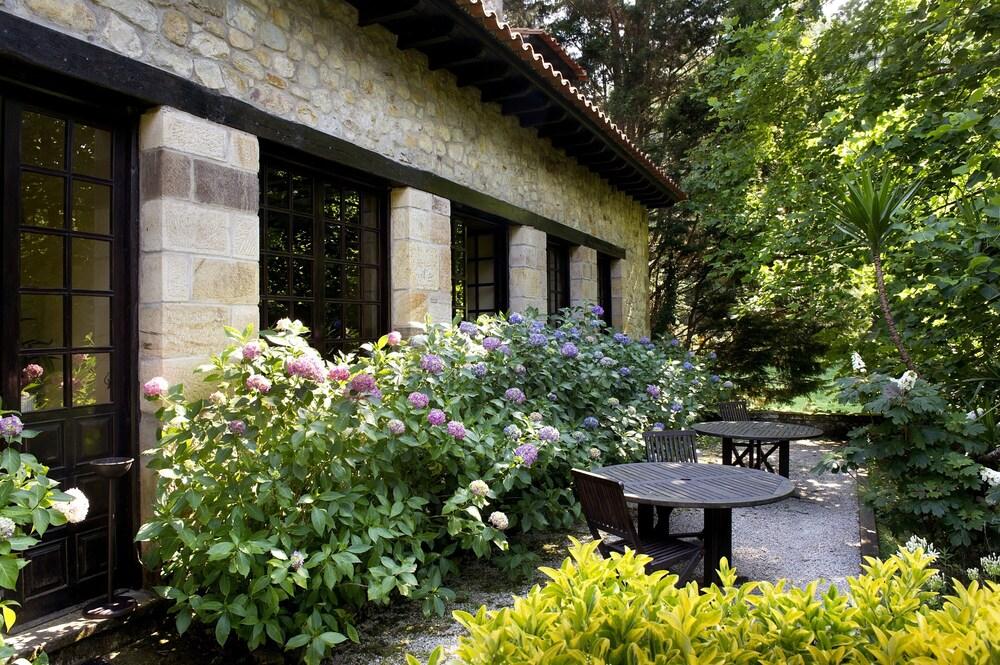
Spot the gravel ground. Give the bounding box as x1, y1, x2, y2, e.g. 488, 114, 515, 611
104, 439, 859, 665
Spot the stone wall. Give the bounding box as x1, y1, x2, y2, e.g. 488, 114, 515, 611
137, 106, 259, 518
389, 188, 453, 337
569, 245, 598, 308
5, 0, 650, 333
508, 226, 547, 315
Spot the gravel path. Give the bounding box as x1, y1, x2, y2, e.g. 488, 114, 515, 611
104, 440, 860, 665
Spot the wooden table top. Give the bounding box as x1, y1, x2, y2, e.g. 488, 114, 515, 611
590, 462, 795, 509
691, 420, 823, 441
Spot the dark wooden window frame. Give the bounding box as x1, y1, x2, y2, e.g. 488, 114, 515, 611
546, 238, 571, 315
259, 147, 390, 356
0, 76, 140, 625
451, 210, 508, 320
597, 251, 613, 326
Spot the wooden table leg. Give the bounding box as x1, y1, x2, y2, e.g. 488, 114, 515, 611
779, 441, 790, 478
637, 504, 655, 539
703, 507, 733, 586
722, 437, 733, 466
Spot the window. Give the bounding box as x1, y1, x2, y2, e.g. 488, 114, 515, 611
260, 155, 387, 356
452, 214, 507, 319
597, 252, 614, 325
546, 239, 570, 315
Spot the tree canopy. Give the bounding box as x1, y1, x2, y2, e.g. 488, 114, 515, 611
507, 0, 999, 404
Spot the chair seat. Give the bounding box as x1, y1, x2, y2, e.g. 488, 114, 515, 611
602, 535, 702, 574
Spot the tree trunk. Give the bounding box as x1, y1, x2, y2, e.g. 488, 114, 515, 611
872, 252, 916, 372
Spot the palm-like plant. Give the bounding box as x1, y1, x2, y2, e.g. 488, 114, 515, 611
830, 170, 920, 372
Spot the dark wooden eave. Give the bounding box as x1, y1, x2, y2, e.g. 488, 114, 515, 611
343, 0, 683, 208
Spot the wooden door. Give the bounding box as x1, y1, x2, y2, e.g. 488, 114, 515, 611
0, 86, 136, 624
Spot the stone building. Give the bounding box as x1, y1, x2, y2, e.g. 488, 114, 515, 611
0, 0, 683, 625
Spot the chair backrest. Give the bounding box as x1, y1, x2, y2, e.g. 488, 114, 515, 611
571, 469, 639, 547
717, 400, 751, 421
644, 429, 698, 463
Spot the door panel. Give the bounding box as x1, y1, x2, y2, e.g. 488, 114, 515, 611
0, 86, 136, 625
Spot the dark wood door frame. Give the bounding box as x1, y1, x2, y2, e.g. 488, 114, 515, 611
0, 79, 140, 626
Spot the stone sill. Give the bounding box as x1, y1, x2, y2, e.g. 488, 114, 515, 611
8, 590, 162, 664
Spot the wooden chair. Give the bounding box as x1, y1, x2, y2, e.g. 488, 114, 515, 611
572, 469, 702, 582
643, 429, 703, 540
715, 400, 782, 473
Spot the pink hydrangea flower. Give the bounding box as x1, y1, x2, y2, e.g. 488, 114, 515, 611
21, 363, 43, 382
350, 373, 377, 394
242, 341, 262, 361
143, 376, 169, 398
0, 415, 24, 440
388, 419, 405, 435
447, 420, 466, 440
285, 355, 326, 383
387, 331, 402, 346
246, 374, 271, 393
428, 409, 446, 426
408, 392, 430, 409
327, 365, 351, 382
228, 420, 247, 436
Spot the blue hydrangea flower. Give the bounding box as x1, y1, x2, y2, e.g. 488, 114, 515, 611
591, 304, 604, 317
547, 392, 558, 402
639, 336, 650, 345
619, 366, 631, 377
528, 333, 548, 347
554, 330, 566, 341
538, 426, 560, 442
709, 351, 718, 360
529, 320, 545, 333
583, 416, 599, 430
670, 338, 680, 347
683, 361, 695, 371
504, 387, 526, 404
471, 362, 488, 377
589, 319, 603, 327
483, 336, 502, 351
646, 384, 661, 398
514, 443, 539, 467
593, 349, 604, 359
569, 327, 580, 338
613, 332, 627, 344
710, 374, 720, 383
509, 312, 524, 324
652, 422, 665, 431
503, 424, 522, 440
560, 342, 579, 358
599, 356, 616, 367
459, 321, 478, 336
671, 402, 683, 413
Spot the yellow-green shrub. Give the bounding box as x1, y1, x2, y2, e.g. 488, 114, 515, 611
411, 539, 1000, 664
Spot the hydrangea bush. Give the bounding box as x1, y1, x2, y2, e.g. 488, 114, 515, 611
137, 307, 726, 663
818, 360, 1000, 561
0, 408, 86, 663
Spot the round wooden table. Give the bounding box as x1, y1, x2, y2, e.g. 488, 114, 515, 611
590, 461, 794, 585
692, 420, 823, 477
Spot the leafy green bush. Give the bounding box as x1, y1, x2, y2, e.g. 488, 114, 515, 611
414, 539, 999, 664
0, 408, 87, 664
817, 362, 999, 560
137, 307, 725, 663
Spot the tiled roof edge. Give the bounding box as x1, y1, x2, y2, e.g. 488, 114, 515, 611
454, 0, 686, 202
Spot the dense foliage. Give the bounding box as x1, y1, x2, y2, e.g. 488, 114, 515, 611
137, 308, 726, 663
819, 364, 999, 562
511, 0, 999, 402
0, 409, 84, 665
414, 539, 999, 664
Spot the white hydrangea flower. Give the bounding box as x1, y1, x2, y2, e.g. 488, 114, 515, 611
469, 480, 489, 497
967, 567, 981, 582
275, 318, 293, 331
980, 554, 1000, 578
55, 488, 89, 524
0, 517, 15, 540
966, 408, 985, 421
893, 370, 918, 394
488, 511, 508, 530
588, 447, 601, 460
903, 534, 939, 560
851, 352, 867, 373
980, 467, 1000, 487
